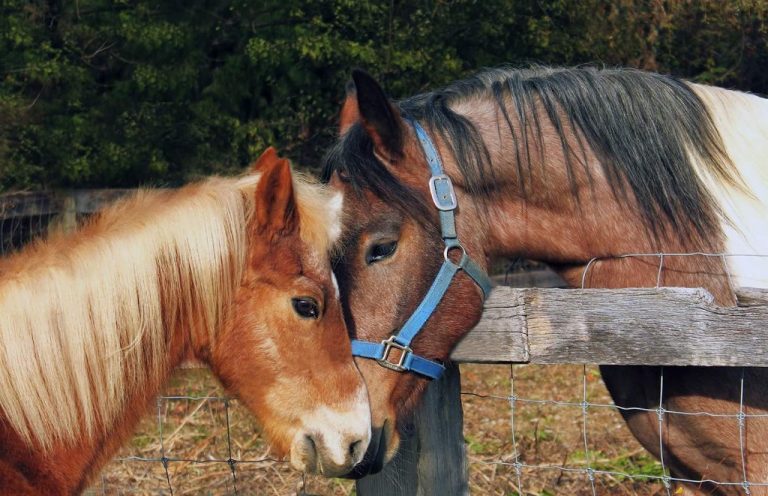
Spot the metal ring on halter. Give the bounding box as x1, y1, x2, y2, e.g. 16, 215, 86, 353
444, 243, 466, 263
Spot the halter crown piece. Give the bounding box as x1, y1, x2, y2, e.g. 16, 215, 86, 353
349, 118, 495, 380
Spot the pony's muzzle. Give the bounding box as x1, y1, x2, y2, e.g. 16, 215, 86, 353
290, 427, 369, 477
289, 389, 371, 477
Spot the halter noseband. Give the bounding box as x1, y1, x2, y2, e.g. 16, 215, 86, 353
349, 118, 494, 380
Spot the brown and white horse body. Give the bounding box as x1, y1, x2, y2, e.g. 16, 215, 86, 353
466, 82, 768, 492
325, 68, 768, 494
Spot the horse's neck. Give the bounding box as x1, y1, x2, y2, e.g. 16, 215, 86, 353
68, 338, 187, 490
0, 297, 189, 493
450, 99, 734, 304
0, 184, 244, 492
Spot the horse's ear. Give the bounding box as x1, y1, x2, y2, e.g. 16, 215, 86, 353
248, 146, 279, 174
253, 156, 297, 235
351, 69, 404, 161
339, 81, 360, 136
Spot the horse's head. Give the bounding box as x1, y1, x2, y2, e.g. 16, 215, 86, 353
324, 72, 489, 475
208, 148, 371, 477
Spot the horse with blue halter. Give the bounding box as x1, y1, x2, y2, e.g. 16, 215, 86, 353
0, 148, 371, 494
323, 67, 768, 494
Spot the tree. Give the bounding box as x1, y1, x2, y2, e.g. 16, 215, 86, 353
1, 0, 766, 191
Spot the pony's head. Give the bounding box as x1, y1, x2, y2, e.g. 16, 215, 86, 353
324, 73, 488, 474
208, 148, 370, 477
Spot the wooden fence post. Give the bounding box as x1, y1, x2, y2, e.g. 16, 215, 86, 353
47, 192, 77, 235
356, 363, 469, 496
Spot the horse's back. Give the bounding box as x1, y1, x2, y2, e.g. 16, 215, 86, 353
691, 83, 768, 288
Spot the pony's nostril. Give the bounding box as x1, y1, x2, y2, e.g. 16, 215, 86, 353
304, 433, 317, 453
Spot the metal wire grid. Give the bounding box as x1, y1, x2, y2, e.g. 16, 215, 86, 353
0, 194, 53, 255
463, 251, 768, 495
95, 395, 293, 495
462, 364, 766, 495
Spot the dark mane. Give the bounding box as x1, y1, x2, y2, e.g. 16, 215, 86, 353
325, 66, 737, 239
322, 123, 433, 225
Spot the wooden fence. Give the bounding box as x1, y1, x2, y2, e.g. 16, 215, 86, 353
0, 189, 131, 253
356, 286, 768, 495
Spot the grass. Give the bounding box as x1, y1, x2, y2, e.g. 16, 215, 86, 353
88, 364, 666, 495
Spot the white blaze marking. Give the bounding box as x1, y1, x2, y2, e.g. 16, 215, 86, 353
327, 192, 344, 243
331, 272, 340, 299
300, 385, 370, 467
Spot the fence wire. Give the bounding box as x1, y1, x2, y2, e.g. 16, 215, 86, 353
0, 193, 54, 255
461, 362, 767, 495
88, 392, 319, 495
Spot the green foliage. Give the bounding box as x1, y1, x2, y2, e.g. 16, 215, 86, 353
2, 0, 766, 191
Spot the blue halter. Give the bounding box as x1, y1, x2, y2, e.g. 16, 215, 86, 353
349, 118, 495, 380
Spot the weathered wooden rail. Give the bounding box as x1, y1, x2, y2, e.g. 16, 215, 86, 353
357, 286, 768, 495
0, 189, 132, 218
0, 190, 132, 252
453, 286, 768, 366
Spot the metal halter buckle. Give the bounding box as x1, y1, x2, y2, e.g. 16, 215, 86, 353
377, 336, 412, 372
429, 174, 458, 211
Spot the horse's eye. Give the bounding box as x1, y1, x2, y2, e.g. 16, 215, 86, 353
292, 297, 320, 319
366, 240, 398, 264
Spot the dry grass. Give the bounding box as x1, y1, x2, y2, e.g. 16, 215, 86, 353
89, 365, 665, 495
461, 363, 665, 496
91, 368, 353, 496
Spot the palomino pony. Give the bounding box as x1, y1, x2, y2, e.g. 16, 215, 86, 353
0, 148, 370, 494
323, 68, 768, 494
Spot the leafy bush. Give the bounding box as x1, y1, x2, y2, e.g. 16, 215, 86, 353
2, 0, 766, 190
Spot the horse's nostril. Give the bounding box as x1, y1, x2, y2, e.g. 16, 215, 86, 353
349, 439, 363, 460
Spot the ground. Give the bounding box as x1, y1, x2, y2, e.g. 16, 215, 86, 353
89, 364, 667, 495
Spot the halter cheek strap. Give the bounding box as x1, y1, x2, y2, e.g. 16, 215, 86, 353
350, 118, 494, 380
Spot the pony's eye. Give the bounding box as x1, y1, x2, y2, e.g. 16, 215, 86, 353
292, 297, 320, 319
366, 240, 398, 264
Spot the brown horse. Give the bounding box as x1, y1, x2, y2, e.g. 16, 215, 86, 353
323, 68, 768, 494
0, 148, 370, 494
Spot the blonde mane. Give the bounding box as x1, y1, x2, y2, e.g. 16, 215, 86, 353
0, 170, 340, 449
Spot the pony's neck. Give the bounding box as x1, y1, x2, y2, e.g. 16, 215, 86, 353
0, 179, 249, 491
446, 99, 734, 303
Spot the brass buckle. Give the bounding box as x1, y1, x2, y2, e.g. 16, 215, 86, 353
377, 336, 412, 372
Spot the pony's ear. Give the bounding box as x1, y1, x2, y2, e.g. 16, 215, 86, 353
253, 156, 297, 235
339, 81, 360, 136
351, 69, 404, 161
248, 146, 279, 174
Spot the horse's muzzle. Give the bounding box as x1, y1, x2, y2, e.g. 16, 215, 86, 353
341, 422, 388, 478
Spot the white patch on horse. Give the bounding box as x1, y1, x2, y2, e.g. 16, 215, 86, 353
691, 84, 768, 289
327, 192, 344, 244
294, 385, 371, 469
331, 272, 340, 299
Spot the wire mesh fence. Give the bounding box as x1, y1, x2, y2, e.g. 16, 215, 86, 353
459, 362, 768, 496
96, 399, 290, 495
0, 192, 55, 255
85, 370, 341, 495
